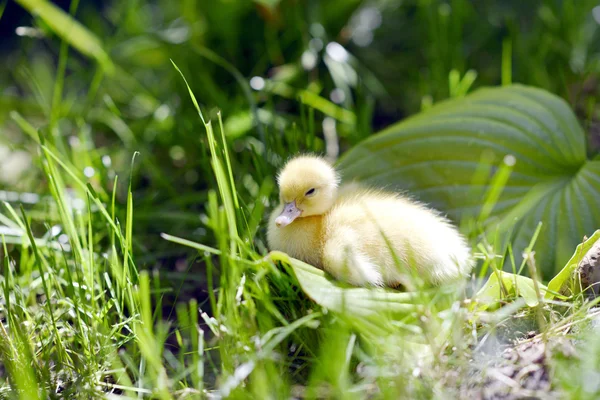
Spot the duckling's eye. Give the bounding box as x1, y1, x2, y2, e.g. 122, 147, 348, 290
305, 188, 316, 197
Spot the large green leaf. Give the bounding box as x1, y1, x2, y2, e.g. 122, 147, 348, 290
338, 85, 600, 278
268, 251, 423, 319
268, 251, 456, 345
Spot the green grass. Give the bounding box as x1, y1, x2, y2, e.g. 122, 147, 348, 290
2, 0, 600, 398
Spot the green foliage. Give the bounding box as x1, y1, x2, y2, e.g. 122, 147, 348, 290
547, 229, 600, 299
553, 319, 600, 399
268, 251, 459, 338
339, 85, 600, 278
270, 251, 422, 317
477, 270, 547, 308
14, 0, 114, 73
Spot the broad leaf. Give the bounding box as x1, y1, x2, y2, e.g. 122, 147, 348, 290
476, 270, 546, 308
338, 85, 600, 278
268, 251, 423, 318
546, 229, 600, 299
268, 251, 457, 345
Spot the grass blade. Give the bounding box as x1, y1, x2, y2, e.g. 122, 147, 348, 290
15, 0, 113, 73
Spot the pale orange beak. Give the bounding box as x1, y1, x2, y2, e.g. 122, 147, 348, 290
275, 201, 302, 227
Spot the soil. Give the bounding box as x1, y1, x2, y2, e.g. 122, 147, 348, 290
465, 334, 575, 400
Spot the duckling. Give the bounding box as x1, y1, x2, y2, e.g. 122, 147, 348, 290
267, 155, 474, 287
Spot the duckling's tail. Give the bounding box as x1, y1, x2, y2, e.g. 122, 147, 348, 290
430, 234, 474, 284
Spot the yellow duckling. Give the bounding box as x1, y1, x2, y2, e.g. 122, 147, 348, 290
267, 155, 474, 287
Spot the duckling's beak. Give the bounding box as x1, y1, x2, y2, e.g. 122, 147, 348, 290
275, 201, 302, 227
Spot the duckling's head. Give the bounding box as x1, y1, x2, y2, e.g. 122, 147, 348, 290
274, 155, 340, 227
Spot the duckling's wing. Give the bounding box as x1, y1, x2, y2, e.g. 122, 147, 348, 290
322, 226, 383, 287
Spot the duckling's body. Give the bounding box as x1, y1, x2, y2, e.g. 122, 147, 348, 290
267, 155, 473, 287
